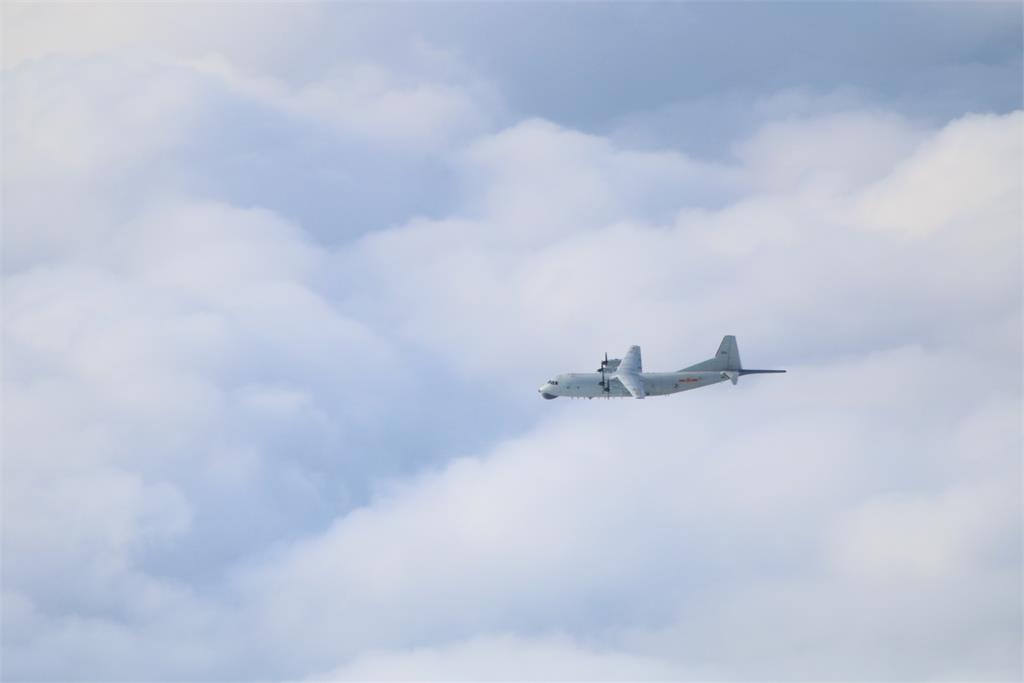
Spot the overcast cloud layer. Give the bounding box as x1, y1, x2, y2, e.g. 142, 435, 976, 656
2, 4, 1022, 681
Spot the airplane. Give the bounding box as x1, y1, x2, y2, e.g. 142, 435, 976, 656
538, 335, 784, 400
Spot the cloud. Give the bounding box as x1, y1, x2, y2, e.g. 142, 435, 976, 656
339, 111, 1020, 379
2, 5, 1020, 681
856, 111, 1023, 235
5, 103, 1021, 680
828, 482, 1017, 583
232, 343, 1019, 679
3, 48, 498, 272
1, 4, 331, 76
734, 110, 926, 192
181, 54, 495, 152
307, 634, 688, 681
2, 198, 404, 680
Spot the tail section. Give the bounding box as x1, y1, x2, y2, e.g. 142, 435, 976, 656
681, 335, 741, 372
681, 336, 786, 384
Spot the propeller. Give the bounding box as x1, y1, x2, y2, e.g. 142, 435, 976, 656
599, 352, 610, 395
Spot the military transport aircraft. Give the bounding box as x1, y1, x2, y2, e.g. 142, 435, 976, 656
538, 336, 784, 400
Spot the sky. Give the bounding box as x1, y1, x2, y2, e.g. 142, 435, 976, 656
1, 2, 1022, 681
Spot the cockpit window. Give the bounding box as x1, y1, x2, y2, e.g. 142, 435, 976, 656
547, 380, 559, 385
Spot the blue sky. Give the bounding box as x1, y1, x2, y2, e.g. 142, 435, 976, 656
2, 3, 1022, 680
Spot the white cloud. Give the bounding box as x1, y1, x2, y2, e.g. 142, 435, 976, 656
231, 345, 1019, 678
232, 111, 1019, 679
3, 46, 496, 269
4, 57, 203, 181
735, 110, 927, 192
2, 198, 406, 679
1, 6, 1020, 680
309, 634, 688, 681
856, 112, 1023, 235
458, 119, 737, 228
338, 111, 1020, 380
182, 55, 495, 152
827, 481, 1017, 583
1, 4, 330, 75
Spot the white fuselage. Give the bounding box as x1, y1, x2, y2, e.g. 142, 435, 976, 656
538, 371, 727, 399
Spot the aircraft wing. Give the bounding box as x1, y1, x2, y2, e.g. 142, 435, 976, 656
619, 345, 642, 374
616, 369, 645, 399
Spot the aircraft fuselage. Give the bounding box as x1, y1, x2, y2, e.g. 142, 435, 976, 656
539, 371, 726, 399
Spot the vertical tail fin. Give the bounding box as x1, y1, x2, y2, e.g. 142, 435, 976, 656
717, 335, 741, 371
680, 335, 742, 371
